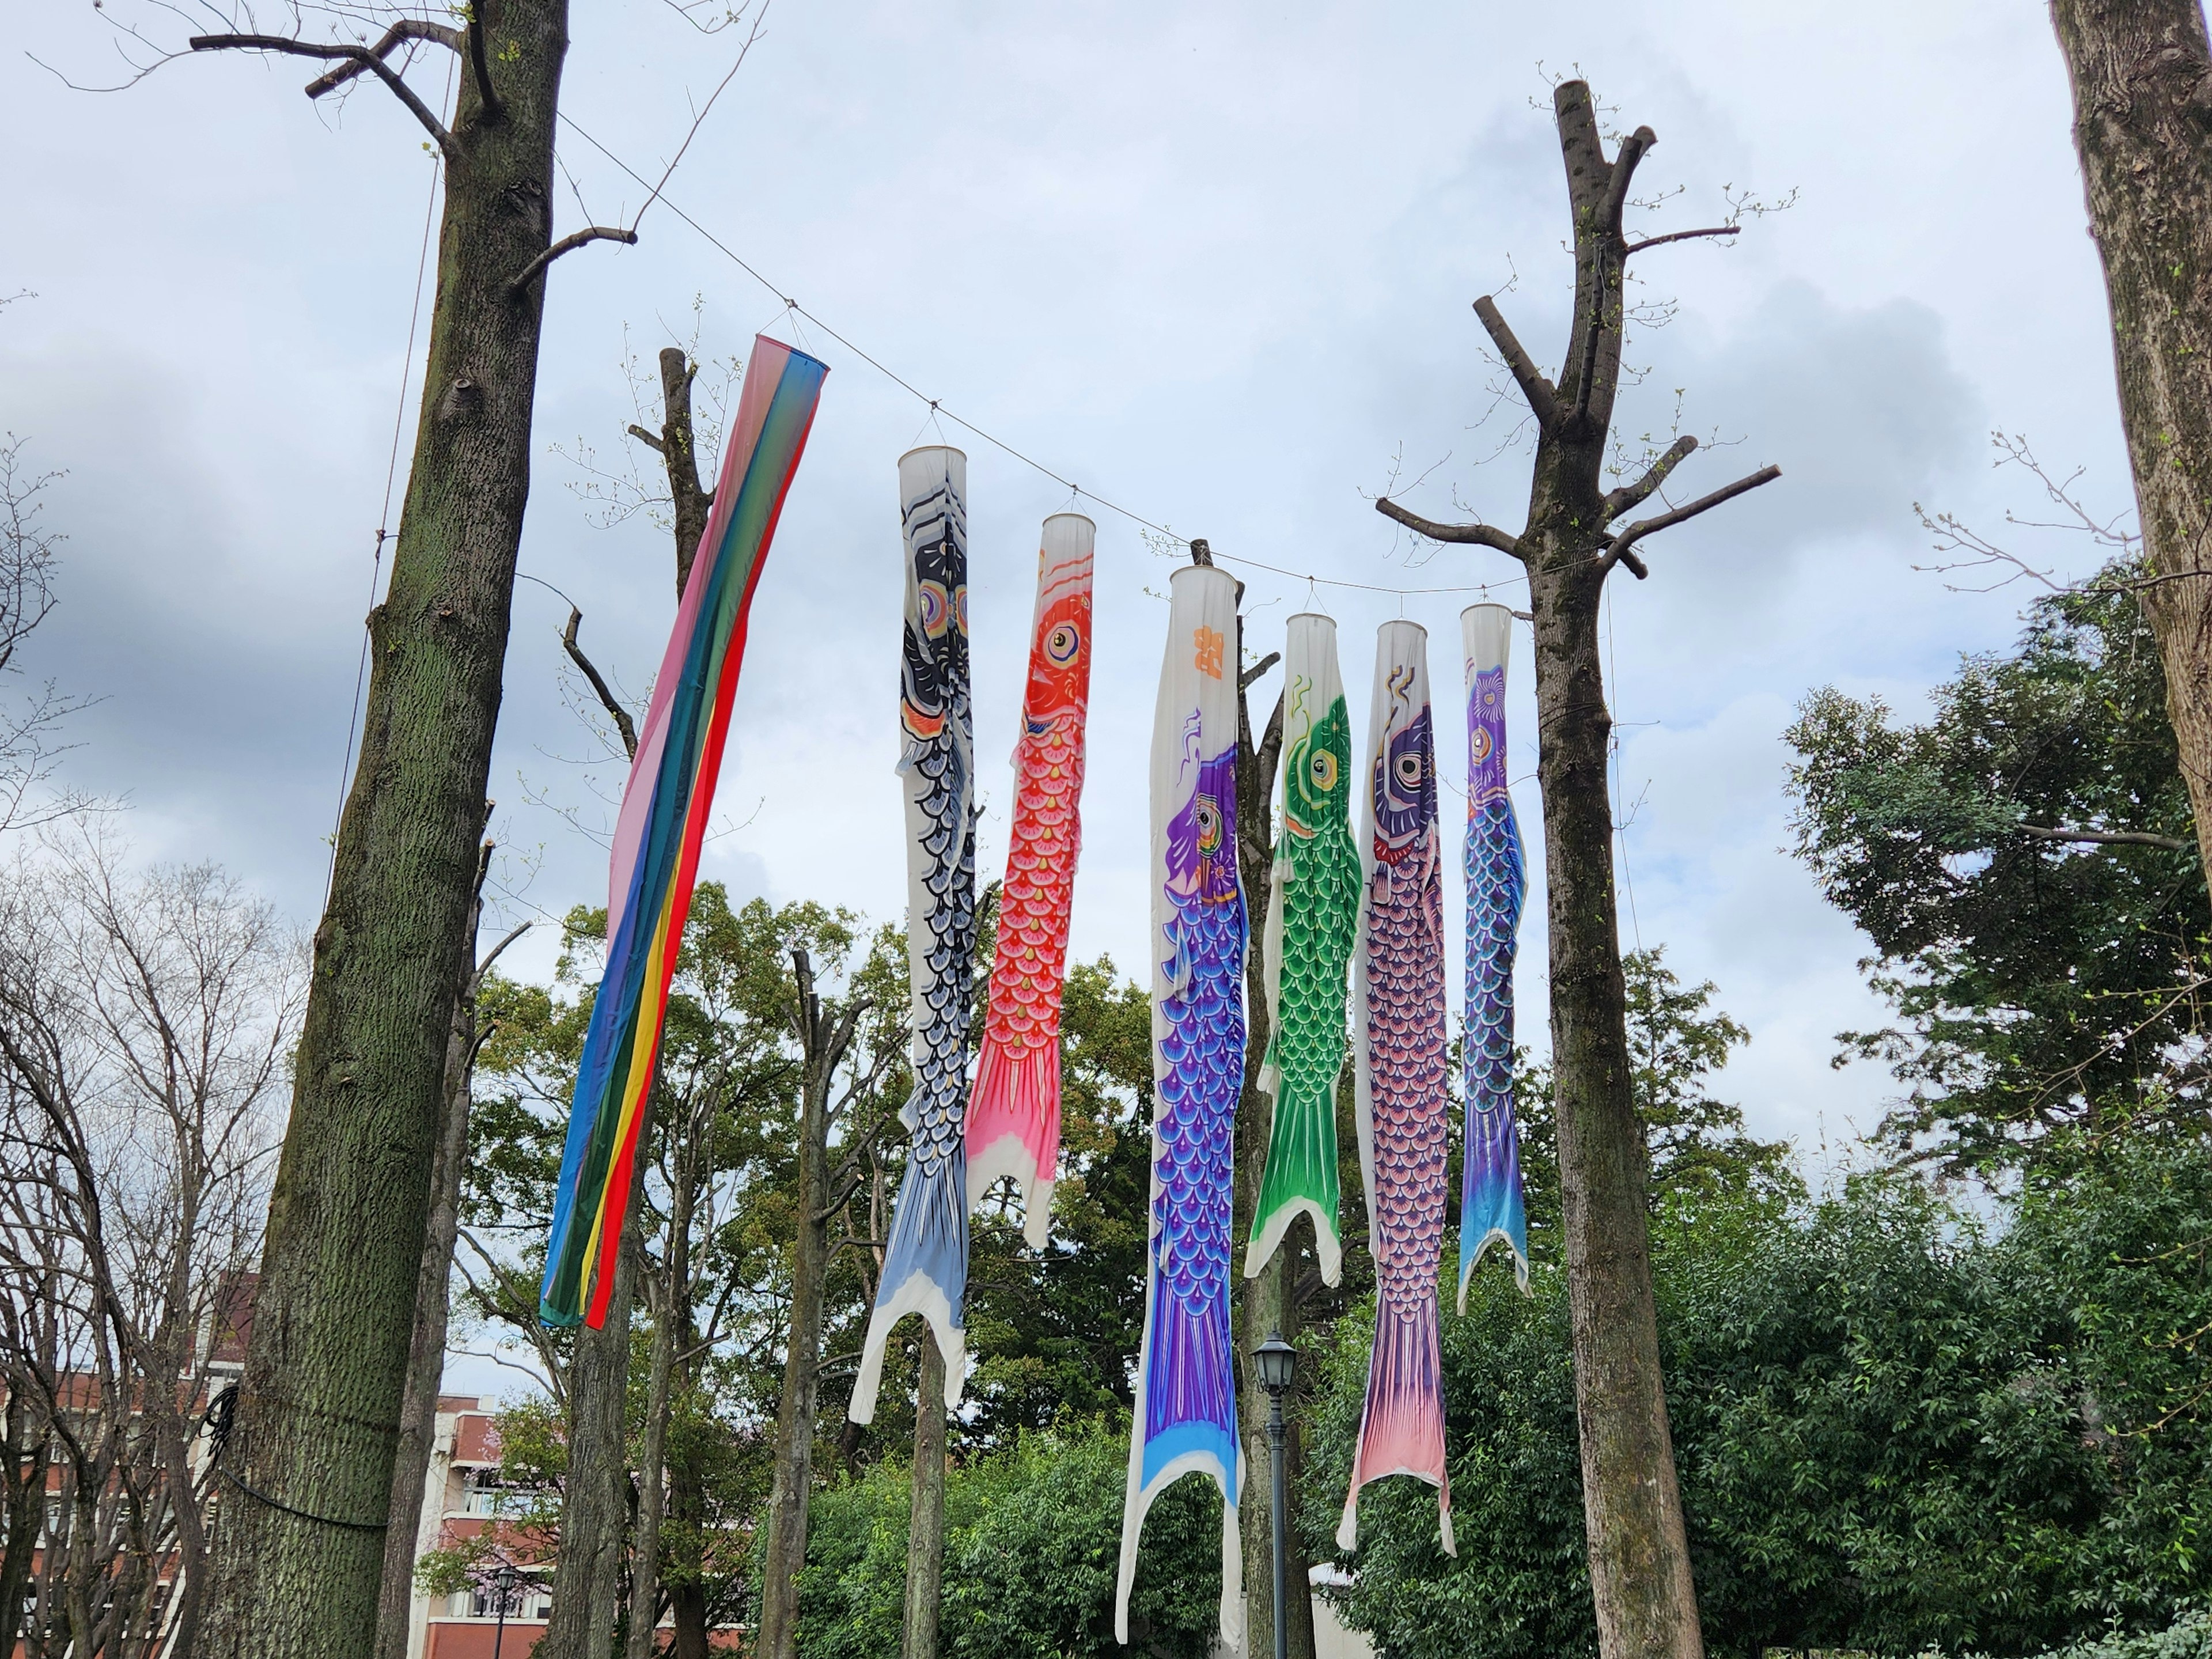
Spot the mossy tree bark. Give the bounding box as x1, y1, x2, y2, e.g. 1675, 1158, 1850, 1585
2050, 0, 2212, 891
185, 8, 635, 1655
1374, 80, 1779, 1659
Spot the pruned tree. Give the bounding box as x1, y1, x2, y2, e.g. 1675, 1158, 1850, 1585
47, 3, 651, 1652
1373, 80, 1780, 1659
2049, 0, 2212, 897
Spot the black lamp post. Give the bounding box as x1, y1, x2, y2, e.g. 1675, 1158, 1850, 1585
490, 1558, 518, 1659
1253, 1331, 1297, 1659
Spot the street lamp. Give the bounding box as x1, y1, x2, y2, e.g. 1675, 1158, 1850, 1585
1253, 1332, 1297, 1659
490, 1558, 518, 1659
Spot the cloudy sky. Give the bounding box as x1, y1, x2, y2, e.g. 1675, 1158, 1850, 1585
5, 1, 2138, 1195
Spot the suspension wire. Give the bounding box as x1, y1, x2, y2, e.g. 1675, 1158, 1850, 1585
553, 111, 1522, 601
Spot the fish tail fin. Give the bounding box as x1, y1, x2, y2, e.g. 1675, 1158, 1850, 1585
1244, 1073, 1343, 1284
965, 1037, 1060, 1248
1337, 1298, 1452, 1556
1458, 1096, 1531, 1312
849, 1124, 969, 1426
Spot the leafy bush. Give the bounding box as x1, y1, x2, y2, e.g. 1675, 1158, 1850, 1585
797, 1413, 1224, 1658
1307, 1139, 2212, 1659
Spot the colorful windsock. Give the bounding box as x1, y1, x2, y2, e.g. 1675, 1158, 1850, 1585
967, 514, 1096, 1245
1246, 612, 1359, 1286
850, 446, 978, 1423
1117, 563, 1247, 1652
1339, 620, 1456, 1557
541, 338, 826, 1328
1459, 603, 1530, 1305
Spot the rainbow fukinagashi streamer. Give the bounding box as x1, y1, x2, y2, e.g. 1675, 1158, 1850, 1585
1339, 620, 1456, 1557
1458, 603, 1530, 1306
965, 514, 1096, 1247
541, 336, 827, 1328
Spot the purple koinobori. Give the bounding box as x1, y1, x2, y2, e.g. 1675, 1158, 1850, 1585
1459, 602, 1531, 1306
1116, 563, 1246, 1652
1339, 620, 1457, 1557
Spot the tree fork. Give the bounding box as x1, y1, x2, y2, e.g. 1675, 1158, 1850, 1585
195, 7, 577, 1655
1374, 79, 1779, 1659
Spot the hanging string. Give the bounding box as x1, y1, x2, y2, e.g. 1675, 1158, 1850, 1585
555, 111, 1520, 603
326, 62, 450, 901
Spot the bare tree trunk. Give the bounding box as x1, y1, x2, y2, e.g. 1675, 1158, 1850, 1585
196, 9, 588, 1656
374, 851, 499, 1659
900, 1330, 946, 1659
0, 1383, 47, 1657
755, 949, 854, 1659
540, 1164, 649, 1659
1226, 603, 1313, 1659
1372, 79, 1780, 1659
625, 1116, 698, 1659
2050, 0, 2212, 890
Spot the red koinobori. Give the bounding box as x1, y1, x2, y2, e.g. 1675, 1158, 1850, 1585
540, 337, 827, 1328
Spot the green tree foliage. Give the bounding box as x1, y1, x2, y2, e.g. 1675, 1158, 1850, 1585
1307, 1137, 2212, 1659
1785, 572, 2210, 1167
961, 958, 1154, 1444
1511, 947, 1797, 1251
795, 1415, 1224, 1659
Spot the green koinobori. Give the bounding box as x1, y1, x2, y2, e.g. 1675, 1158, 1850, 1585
1246, 612, 1362, 1286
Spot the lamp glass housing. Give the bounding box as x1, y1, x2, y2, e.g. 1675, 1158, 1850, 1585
1253, 1333, 1297, 1394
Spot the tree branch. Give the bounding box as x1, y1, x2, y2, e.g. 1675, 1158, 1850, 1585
2018, 823, 2192, 853
1625, 225, 1742, 257
562, 608, 639, 760
506, 227, 639, 296
626, 424, 666, 455
1374, 496, 1522, 556
464, 11, 502, 118
1239, 652, 1281, 691
1472, 296, 1558, 429
299, 20, 461, 98
1599, 126, 1657, 236
1596, 464, 1782, 579
1604, 435, 1698, 521
188, 35, 457, 161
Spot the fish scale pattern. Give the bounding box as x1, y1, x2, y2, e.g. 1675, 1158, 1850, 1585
1459, 639, 1530, 1305
967, 540, 1093, 1244
1146, 738, 1245, 1441
849, 454, 978, 1425
1340, 653, 1456, 1557
1248, 637, 1361, 1285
